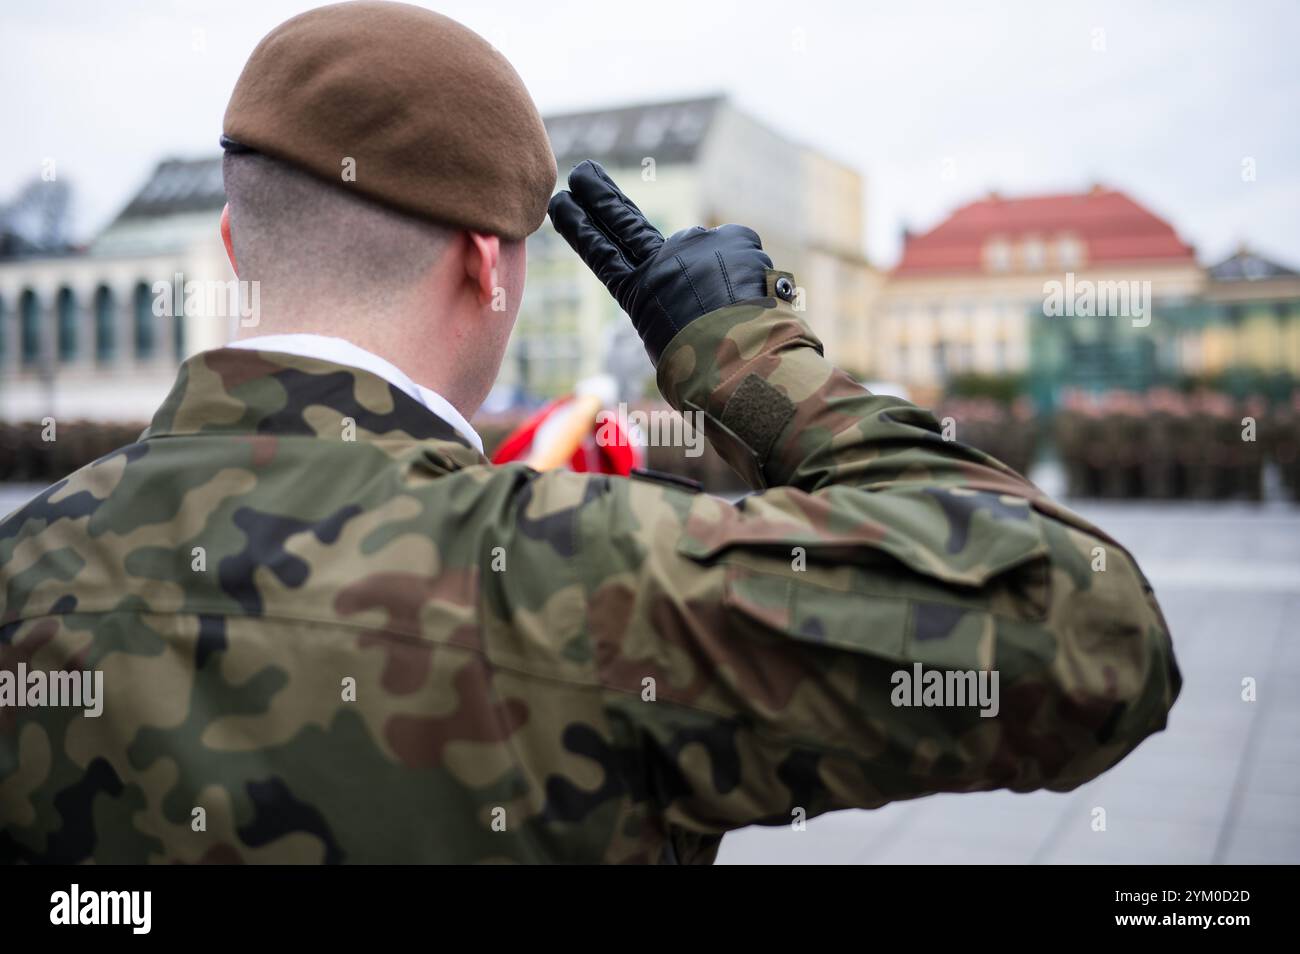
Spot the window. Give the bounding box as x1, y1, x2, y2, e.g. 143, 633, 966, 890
986, 239, 1011, 272
174, 313, 186, 361
20, 289, 40, 366
1023, 237, 1046, 271
57, 287, 77, 362
133, 282, 155, 359
171, 271, 186, 362
1057, 235, 1083, 268
95, 286, 116, 363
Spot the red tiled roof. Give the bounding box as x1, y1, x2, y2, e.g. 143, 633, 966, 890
892, 187, 1196, 277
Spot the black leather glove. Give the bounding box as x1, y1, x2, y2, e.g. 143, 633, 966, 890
548, 160, 776, 363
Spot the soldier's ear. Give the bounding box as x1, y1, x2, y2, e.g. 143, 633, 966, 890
220, 204, 238, 276
465, 231, 500, 307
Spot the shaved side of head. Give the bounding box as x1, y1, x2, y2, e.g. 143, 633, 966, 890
223, 152, 453, 320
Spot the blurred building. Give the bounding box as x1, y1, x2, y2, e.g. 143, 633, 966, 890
0, 158, 232, 422
505, 95, 877, 402
874, 185, 1204, 406
1181, 246, 1300, 392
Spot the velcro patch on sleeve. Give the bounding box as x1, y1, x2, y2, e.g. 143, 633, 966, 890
720, 373, 798, 462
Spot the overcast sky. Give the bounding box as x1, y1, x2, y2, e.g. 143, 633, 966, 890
3, 0, 1297, 269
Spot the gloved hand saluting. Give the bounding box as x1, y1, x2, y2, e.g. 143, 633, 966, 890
548, 160, 778, 363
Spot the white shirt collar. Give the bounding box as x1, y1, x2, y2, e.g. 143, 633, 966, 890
226, 333, 483, 453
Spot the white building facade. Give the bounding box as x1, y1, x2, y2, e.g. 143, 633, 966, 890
0, 158, 235, 423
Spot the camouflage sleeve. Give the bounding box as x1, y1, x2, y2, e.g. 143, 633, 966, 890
522, 274, 1180, 835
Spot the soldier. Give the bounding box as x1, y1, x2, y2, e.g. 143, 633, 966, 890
1238, 395, 1267, 502
0, 2, 1180, 864
1280, 393, 1300, 502
1142, 388, 1180, 501
1053, 390, 1090, 498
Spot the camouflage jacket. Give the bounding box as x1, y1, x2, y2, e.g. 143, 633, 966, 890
1, 273, 1180, 863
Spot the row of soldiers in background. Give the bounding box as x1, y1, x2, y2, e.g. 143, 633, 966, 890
0, 400, 1042, 496
0, 413, 753, 494
0, 421, 145, 483
1055, 388, 1300, 502
931, 396, 1039, 479
1, 398, 1040, 497
5, 390, 1300, 502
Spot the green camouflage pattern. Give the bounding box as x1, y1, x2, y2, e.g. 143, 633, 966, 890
1, 275, 1180, 863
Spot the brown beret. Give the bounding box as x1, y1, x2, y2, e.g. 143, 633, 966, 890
222, 1, 556, 239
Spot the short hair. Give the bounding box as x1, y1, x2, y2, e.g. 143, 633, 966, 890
222, 152, 452, 308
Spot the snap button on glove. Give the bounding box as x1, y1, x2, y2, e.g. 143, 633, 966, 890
548, 159, 774, 364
